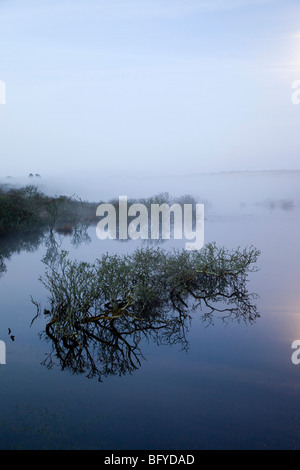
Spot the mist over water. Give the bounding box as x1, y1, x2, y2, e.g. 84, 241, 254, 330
0, 168, 300, 449
2, 170, 299, 217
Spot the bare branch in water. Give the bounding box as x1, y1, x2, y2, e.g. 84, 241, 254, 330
31, 243, 260, 381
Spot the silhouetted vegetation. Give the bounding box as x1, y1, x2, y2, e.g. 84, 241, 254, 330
0, 185, 206, 238
0, 184, 98, 236
0, 185, 208, 276
32, 243, 260, 381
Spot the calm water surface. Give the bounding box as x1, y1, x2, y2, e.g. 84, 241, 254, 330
0, 173, 300, 450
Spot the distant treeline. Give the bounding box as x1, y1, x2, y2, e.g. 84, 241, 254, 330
0, 185, 205, 237
0, 185, 98, 236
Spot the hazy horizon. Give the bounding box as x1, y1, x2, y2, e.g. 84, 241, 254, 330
1, 170, 299, 219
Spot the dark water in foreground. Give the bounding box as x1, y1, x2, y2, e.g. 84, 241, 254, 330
0, 172, 300, 450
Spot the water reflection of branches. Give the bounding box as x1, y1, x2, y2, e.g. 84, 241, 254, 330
0, 231, 44, 278
43, 220, 92, 265
32, 243, 260, 382
34, 303, 190, 380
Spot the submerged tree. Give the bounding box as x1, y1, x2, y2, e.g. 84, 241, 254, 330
32, 243, 260, 381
